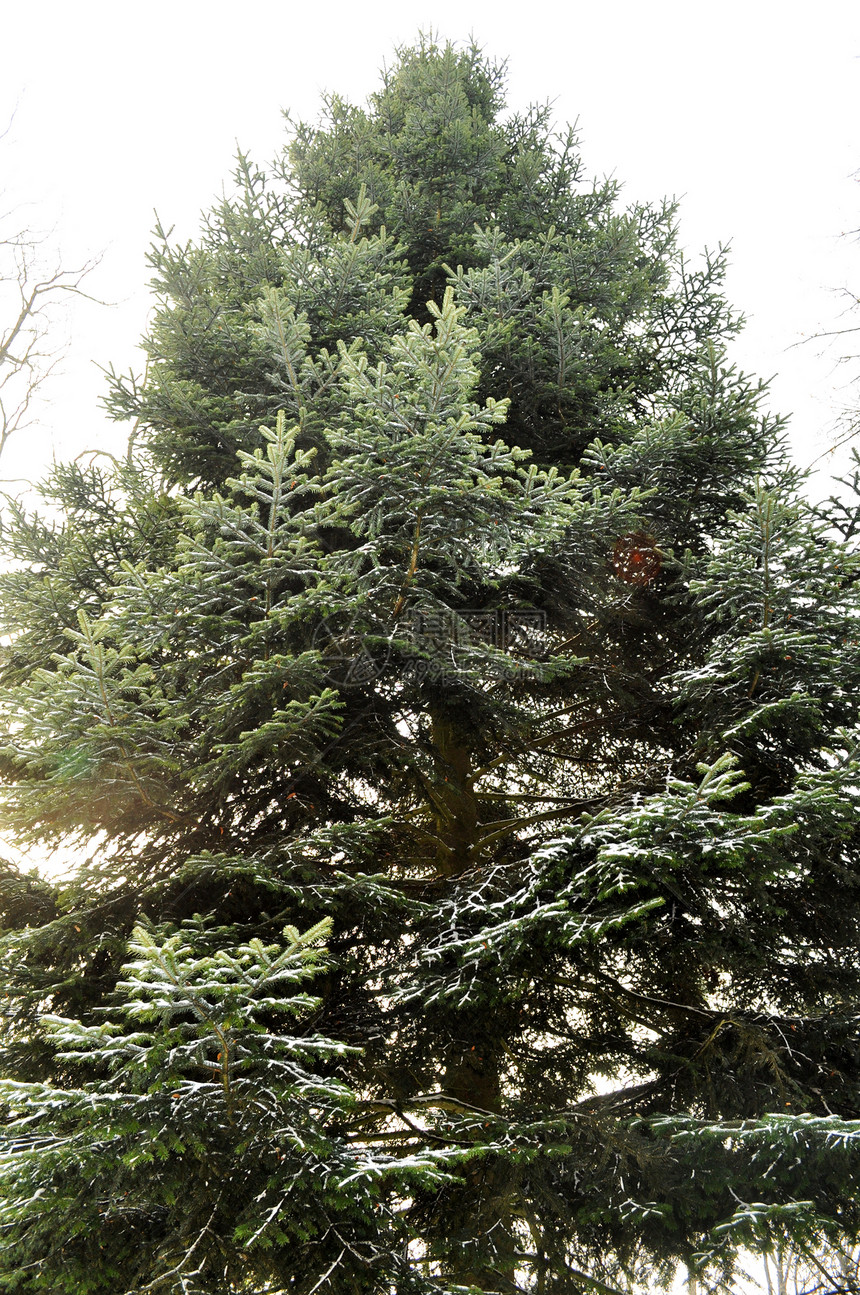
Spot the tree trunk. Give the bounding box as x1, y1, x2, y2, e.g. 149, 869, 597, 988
430, 714, 479, 877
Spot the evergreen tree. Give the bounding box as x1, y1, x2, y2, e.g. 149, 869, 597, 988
1, 35, 860, 1295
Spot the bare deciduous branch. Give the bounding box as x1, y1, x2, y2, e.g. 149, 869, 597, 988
0, 124, 101, 459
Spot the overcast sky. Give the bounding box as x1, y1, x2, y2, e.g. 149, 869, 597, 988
2, 0, 859, 489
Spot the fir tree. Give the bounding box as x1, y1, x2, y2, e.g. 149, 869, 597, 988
1, 35, 860, 1295
0, 917, 458, 1293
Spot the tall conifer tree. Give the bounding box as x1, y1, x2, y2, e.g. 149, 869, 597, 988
1, 37, 859, 1295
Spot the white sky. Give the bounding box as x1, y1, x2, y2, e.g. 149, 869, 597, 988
1, 0, 858, 490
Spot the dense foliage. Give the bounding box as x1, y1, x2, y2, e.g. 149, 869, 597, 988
1, 37, 860, 1295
